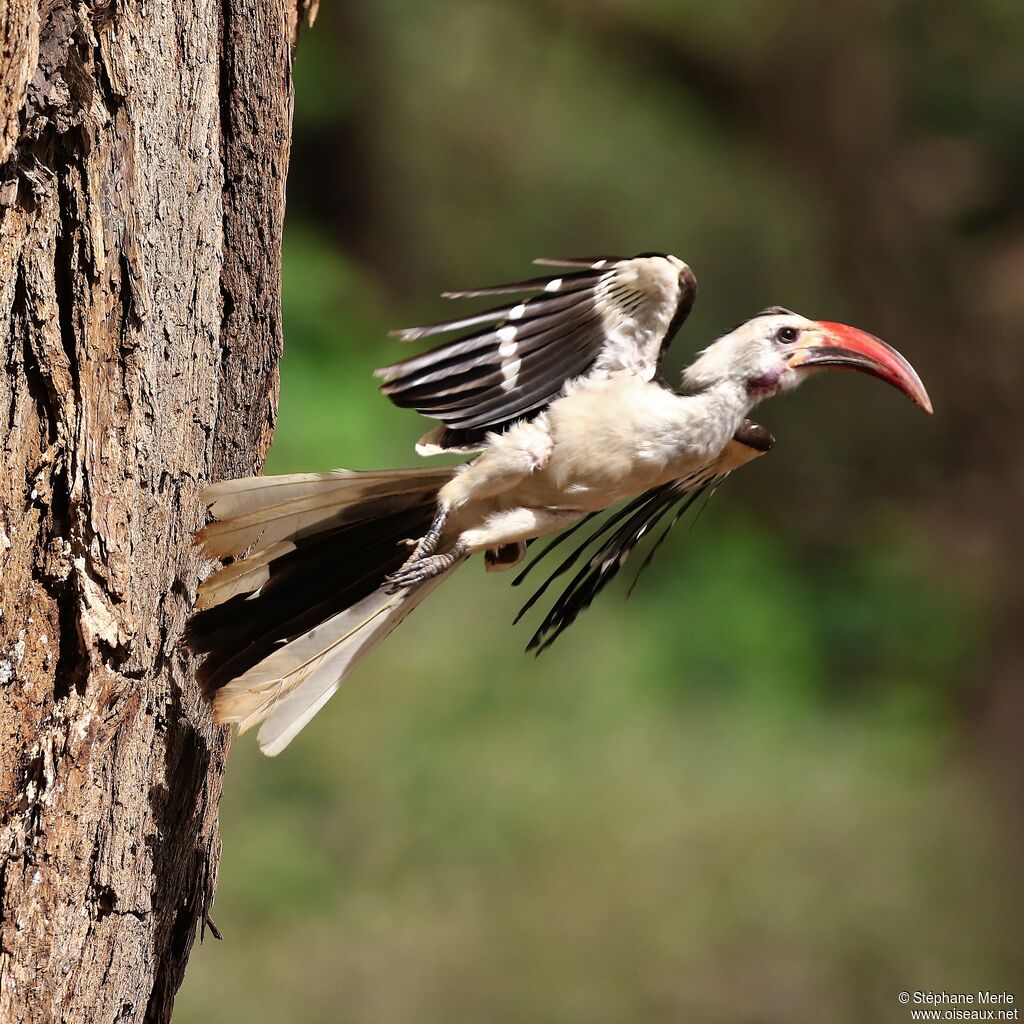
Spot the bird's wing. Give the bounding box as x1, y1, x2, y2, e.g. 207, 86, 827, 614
511, 421, 774, 654
375, 254, 698, 453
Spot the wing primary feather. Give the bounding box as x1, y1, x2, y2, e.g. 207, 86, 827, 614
684, 474, 726, 535
512, 486, 664, 592
625, 480, 714, 599
512, 490, 668, 625
519, 475, 726, 654
438, 269, 602, 299
510, 513, 599, 588
387, 294, 584, 341
380, 299, 599, 400
519, 442, 760, 638
440, 321, 603, 429
526, 490, 680, 653
394, 317, 599, 416
532, 257, 624, 269
379, 253, 699, 447
378, 292, 595, 384
403, 356, 566, 415
440, 358, 583, 428
386, 368, 501, 408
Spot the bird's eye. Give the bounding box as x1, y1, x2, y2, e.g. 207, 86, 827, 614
776, 326, 800, 344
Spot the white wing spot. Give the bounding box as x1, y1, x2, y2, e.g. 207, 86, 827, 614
497, 325, 517, 343
498, 338, 517, 357
509, 303, 527, 319
591, 259, 607, 269
501, 358, 522, 390
544, 278, 562, 292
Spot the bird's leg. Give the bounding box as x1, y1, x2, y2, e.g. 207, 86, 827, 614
387, 506, 579, 592
395, 421, 553, 573
459, 507, 581, 552
397, 504, 449, 563
395, 421, 554, 576
385, 540, 467, 592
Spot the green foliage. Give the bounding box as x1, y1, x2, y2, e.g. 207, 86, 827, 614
266, 229, 416, 472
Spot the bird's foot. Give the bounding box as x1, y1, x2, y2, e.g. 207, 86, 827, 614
385, 540, 466, 592
396, 505, 449, 564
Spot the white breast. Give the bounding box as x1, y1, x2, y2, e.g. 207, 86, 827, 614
509, 375, 747, 513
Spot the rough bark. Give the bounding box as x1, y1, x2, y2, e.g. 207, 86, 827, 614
0, 1, 297, 1019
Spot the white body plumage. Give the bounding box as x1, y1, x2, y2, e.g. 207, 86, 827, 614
442, 374, 755, 553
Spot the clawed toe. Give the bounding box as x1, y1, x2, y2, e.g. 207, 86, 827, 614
395, 505, 449, 565
385, 543, 466, 593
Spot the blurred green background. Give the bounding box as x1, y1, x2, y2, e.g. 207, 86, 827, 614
178, 2, 1024, 1021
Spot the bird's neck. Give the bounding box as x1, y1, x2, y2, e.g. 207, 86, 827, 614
668, 379, 754, 461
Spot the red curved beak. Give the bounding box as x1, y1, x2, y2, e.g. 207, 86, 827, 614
787, 322, 933, 414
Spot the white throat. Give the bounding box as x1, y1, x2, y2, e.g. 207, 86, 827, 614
670, 378, 755, 460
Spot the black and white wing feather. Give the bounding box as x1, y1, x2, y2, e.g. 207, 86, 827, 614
511, 422, 776, 653
375, 254, 698, 453
512, 471, 719, 654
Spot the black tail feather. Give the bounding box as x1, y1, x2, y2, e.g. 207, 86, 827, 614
188, 500, 436, 697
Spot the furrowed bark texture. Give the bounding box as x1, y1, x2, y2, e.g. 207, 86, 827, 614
0, 1, 296, 1019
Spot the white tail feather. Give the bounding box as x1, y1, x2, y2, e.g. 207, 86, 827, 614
195, 465, 460, 753
202, 467, 450, 519
212, 572, 455, 755
199, 468, 453, 558
195, 540, 296, 610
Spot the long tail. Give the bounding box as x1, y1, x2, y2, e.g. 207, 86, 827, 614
186, 465, 458, 755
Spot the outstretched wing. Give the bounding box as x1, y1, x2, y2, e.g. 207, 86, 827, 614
375, 254, 698, 453
512, 422, 775, 654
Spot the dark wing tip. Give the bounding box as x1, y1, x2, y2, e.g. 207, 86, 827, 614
657, 261, 699, 358
678, 263, 698, 303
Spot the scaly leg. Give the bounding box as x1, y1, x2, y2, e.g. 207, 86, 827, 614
396, 420, 553, 576
397, 504, 449, 565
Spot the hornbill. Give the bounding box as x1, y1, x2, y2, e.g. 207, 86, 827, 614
187, 254, 931, 755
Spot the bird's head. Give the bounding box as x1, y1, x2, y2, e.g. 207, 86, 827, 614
681, 307, 932, 414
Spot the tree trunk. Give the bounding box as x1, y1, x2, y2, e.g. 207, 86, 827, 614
0, 1, 304, 1019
